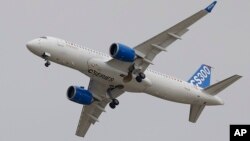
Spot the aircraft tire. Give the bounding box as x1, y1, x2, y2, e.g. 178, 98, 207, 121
45, 61, 50, 67
136, 76, 142, 82
109, 102, 116, 109
113, 99, 119, 105
139, 72, 146, 79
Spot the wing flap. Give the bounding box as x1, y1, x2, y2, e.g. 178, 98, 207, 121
75, 107, 92, 137
75, 101, 110, 137
134, 10, 208, 64
106, 2, 216, 73
75, 79, 124, 138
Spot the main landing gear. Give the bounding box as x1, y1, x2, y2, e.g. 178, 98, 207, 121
128, 63, 146, 83
107, 85, 123, 109
109, 99, 119, 109
42, 52, 51, 67
135, 72, 146, 83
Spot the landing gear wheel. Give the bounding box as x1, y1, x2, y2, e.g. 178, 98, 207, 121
112, 99, 119, 105
109, 102, 116, 109
139, 72, 146, 79
45, 61, 51, 67
107, 85, 123, 109
136, 76, 142, 82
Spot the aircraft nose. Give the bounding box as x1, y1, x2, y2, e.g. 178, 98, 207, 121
26, 38, 43, 56
26, 38, 41, 53
26, 40, 36, 51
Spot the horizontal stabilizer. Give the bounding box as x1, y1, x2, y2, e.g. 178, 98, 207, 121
189, 104, 205, 123
203, 75, 242, 95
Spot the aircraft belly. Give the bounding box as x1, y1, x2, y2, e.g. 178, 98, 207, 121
47, 45, 90, 71
144, 72, 194, 104
85, 69, 148, 93
86, 58, 151, 92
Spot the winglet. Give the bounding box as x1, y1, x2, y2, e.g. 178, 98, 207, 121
205, 1, 217, 13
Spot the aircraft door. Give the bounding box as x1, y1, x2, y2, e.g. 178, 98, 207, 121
57, 39, 65, 47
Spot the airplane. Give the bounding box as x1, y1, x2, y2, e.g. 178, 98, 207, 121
26, 1, 242, 138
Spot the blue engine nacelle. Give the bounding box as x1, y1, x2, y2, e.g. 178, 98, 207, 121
67, 86, 94, 105
109, 43, 136, 62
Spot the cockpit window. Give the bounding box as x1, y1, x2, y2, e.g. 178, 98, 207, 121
40, 36, 47, 39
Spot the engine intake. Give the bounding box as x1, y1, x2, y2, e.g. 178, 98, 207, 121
67, 86, 93, 105
110, 43, 136, 62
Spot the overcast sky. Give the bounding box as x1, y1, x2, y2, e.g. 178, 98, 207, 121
1, 0, 249, 141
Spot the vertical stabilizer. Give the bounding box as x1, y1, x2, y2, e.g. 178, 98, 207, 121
188, 64, 212, 88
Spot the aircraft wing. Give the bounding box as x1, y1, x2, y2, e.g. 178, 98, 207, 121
75, 79, 124, 137
107, 1, 217, 73
134, 1, 217, 71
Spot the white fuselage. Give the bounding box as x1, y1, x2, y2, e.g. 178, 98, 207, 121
26, 36, 223, 106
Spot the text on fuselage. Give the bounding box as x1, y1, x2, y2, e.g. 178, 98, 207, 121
88, 69, 114, 82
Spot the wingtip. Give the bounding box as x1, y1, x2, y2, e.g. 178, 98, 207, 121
231, 75, 243, 81
205, 1, 217, 13
235, 75, 243, 78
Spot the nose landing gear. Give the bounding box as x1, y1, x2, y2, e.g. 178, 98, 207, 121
45, 60, 51, 67
42, 52, 51, 67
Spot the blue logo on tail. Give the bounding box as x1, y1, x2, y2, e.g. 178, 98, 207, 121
205, 1, 217, 13
188, 64, 212, 88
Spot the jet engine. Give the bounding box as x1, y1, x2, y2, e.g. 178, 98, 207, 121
67, 86, 93, 105
109, 43, 136, 62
